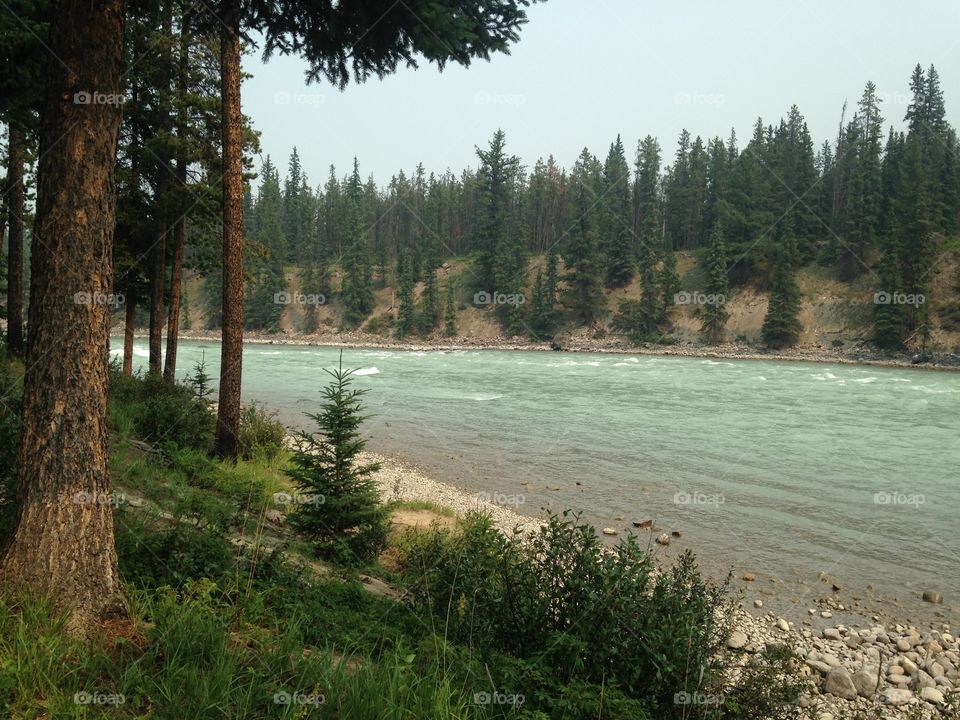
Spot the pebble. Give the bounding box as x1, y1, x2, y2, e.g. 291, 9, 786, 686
655, 533, 670, 545
754, 599, 763, 609
727, 630, 748, 650
776, 618, 789, 632
821, 610, 833, 618
602, 527, 618, 536
823, 628, 842, 641
922, 590, 944, 604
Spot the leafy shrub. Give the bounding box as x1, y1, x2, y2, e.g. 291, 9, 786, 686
130, 375, 214, 452
399, 511, 802, 719
287, 362, 389, 565
237, 403, 286, 461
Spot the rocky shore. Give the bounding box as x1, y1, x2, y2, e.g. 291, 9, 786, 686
367, 450, 958, 719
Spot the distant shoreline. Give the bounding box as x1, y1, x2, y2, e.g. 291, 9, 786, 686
124, 329, 960, 372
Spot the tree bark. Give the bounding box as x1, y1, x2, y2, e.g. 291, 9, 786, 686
215, 11, 244, 459
164, 15, 190, 384
123, 287, 136, 376
6, 124, 25, 356
148, 229, 165, 375
0, 0, 126, 637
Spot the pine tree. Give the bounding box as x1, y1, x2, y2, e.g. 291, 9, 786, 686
561, 148, 605, 325
287, 359, 388, 564
444, 280, 458, 336
873, 244, 908, 349
395, 254, 415, 337
475, 129, 524, 301
601, 135, 634, 287
341, 158, 376, 325
761, 234, 803, 349
701, 222, 730, 343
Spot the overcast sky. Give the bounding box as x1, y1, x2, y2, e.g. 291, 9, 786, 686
242, 0, 960, 187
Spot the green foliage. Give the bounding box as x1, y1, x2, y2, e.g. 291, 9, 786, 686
762, 236, 803, 349
444, 280, 458, 336
0, 350, 23, 543
701, 222, 731, 343
399, 511, 803, 718
612, 297, 659, 344
286, 361, 389, 564
237, 403, 286, 461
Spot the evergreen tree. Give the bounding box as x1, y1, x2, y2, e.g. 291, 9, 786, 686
395, 254, 416, 337
341, 158, 376, 325
701, 222, 730, 343
475, 129, 524, 298
873, 244, 909, 349
761, 233, 803, 348
287, 359, 389, 564
561, 148, 605, 325
601, 135, 634, 287
444, 280, 458, 336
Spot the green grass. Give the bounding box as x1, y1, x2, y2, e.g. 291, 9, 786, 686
388, 499, 457, 517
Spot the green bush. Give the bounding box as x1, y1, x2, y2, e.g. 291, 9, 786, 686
237, 403, 286, 461
399, 511, 803, 719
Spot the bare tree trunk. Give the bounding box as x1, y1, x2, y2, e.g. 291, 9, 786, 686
215, 10, 244, 459
6, 124, 25, 355
123, 287, 136, 376
164, 15, 189, 383
0, 0, 126, 637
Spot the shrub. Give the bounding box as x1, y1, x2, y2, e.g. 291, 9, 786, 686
237, 403, 286, 461
0, 350, 23, 543
286, 360, 389, 565
134, 375, 215, 452
399, 510, 802, 719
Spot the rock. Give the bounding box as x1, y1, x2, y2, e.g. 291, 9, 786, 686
914, 669, 936, 689
807, 659, 833, 674
852, 669, 878, 698
614, 515, 624, 521
823, 628, 842, 641
923, 590, 944, 604
743, 572, 756, 582
727, 630, 748, 650
265, 508, 285, 525
633, 519, 652, 528
919, 686, 945, 705
935, 676, 953, 688
930, 662, 945, 678
776, 618, 789, 632
889, 666, 905, 676
901, 657, 918, 675
821, 610, 833, 619
754, 599, 764, 609
602, 527, 618, 536
882, 688, 913, 705
822, 653, 841, 667
127, 497, 146, 508
823, 667, 858, 700
897, 638, 912, 652
655, 533, 670, 545
887, 674, 911, 686
670, 530, 682, 538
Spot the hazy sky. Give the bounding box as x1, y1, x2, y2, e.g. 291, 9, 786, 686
242, 0, 960, 186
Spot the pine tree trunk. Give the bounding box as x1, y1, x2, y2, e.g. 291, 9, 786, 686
123, 287, 136, 377
148, 229, 166, 375
215, 10, 244, 459
6, 124, 25, 356
164, 17, 190, 384
0, 0, 126, 637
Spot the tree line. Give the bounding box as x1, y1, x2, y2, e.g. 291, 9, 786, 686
232, 66, 959, 348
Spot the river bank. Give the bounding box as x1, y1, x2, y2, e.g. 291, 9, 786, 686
368, 449, 958, 718
158, 328, 960, 371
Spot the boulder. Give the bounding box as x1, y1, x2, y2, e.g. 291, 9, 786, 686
852, 669, 878, 698
881, 688, 913, 705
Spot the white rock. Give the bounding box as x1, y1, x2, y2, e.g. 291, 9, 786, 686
727, 630, 748, 650
776, 618, 789, 632
881, 688, 913, 705
919, 686, 945, 704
